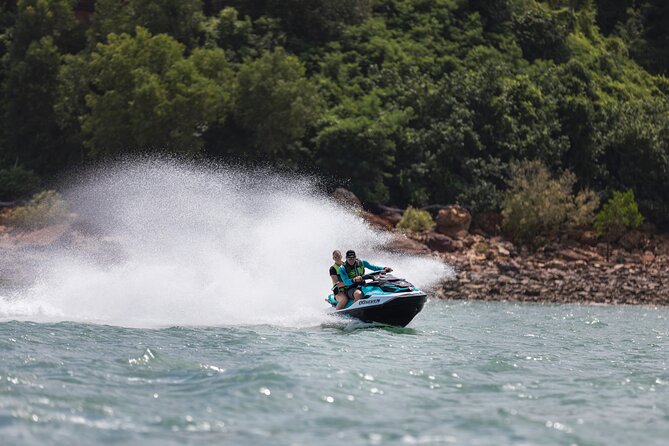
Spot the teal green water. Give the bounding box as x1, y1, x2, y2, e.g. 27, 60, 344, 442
1, 301, 668, 445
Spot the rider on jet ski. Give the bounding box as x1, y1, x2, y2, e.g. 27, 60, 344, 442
338, 250, 393, 304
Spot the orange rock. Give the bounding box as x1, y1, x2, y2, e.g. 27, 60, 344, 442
435, 205, 471, 239
362, 212, 395, 230
332, 188, 362, 211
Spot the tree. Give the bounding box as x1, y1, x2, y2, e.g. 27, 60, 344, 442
1, 0, 81, 172
89, 0, 205, 48
513, 5, 571, 63
8, 0, 78, 58
594, 190, 644, 259
2, 36, 62, 171
314, 93, 406, 203
0, 166, 40, 201
266, 0, 372, 43
203, 7, 285, 61
502, 160, 598, 247
82, 27, 233, 156
233, 48, 322, 159
598, 98, 669, 226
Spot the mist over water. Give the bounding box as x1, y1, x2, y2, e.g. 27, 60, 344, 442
0, 159, 450, 327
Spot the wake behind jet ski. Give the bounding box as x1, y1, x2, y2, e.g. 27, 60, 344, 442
325, 271, 427, 327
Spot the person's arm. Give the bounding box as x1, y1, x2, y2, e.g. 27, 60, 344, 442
362, 260, 393, 273
362, 260, 384, 271
339, 267, 354, 286
329, 267, 341, 286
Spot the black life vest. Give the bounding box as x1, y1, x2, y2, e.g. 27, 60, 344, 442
330, 263, 345, 293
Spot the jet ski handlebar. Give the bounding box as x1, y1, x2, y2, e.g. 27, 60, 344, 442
360, 271, 387, 282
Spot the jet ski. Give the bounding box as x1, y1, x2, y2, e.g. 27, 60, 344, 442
325, 271, 427, 327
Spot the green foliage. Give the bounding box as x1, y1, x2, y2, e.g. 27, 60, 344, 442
1, 0, 669, 232
0, 166, 40, 201
266, 0, 372, 43
1, 190, 69, 229
456, 157, 506, 214
502, 160, 599, 246
513, 4, 571, 62
203, 7, 285, 61
396, 206, 435, 232
9, 0, 78, 57
82, 27, 233, 155
594, 190, 644, 239
234, 48, 322, 158
314, 92, 407, 203
89, 0, 205, 48
2, 36, 62, 171
1, 0, 83, 173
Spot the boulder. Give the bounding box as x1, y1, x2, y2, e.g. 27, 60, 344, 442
497, 245, 510, 257
642, 251, 655, 265
423, 231, 458, 253
436, 205, 472, 239
332, 188, 362, 211
565, 230, 599, 246
619, 229, 647, 251
577, 230, 598, 247
382, 211, 403, 226
383, 234, 431, 255
361, 211, 395, 230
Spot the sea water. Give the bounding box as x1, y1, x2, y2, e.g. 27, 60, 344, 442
1, 303, 667, 445
0, 161, 667, 445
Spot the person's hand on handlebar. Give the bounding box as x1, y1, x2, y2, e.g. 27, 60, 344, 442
353, 276, 363, 282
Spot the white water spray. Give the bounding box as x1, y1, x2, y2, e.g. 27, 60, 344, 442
0, 159, 451, 327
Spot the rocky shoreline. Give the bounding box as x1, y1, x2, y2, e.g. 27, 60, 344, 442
2, 193, 669, 305
434, 236, 669, 306
340, 189, 669, 306
370, 218, 669, 307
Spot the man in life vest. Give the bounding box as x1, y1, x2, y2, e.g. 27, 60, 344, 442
338, 250, 392, 304
329, 250, 348, 309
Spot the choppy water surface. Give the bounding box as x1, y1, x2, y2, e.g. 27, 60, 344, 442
1, 301, 667, 445
0, 162, 667, 443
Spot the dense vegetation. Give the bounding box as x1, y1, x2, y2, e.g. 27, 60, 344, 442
1, 0, 668, 229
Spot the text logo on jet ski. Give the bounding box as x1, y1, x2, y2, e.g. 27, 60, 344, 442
359, 299, 381, 305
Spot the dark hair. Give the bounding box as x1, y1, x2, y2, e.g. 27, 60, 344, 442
332, 250, 341, 257
346, 250, 356, 258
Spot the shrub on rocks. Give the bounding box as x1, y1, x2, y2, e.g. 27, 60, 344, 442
595, 190, 644, 258
0, 190, 70, 229
502, 160, 599, 247
595, 190, 644, 240
397, 206, 435, 232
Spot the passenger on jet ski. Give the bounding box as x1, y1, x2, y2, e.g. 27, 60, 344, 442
329, 250, 348, 310
339, 250, 393, 303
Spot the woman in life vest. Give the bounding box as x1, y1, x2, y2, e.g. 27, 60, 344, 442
338, 250, 392, 303
329, 250, 348, 309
